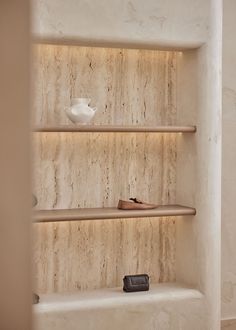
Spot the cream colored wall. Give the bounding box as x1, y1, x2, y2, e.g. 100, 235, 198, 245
33, 45, 178, 293
176, 51, 198, 287
222, 0, 236, 322
32, 0, 210, 49
176, 39, 222, 329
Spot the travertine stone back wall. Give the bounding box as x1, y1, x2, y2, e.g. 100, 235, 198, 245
33, 45, 178, 293
33, 45, 177, 126
34, 218, 176, 292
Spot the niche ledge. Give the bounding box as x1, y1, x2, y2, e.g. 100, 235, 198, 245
33, 283, 205, 330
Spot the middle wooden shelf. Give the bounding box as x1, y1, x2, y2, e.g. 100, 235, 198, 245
34, 204, 196, 223
33, 125, 196, 133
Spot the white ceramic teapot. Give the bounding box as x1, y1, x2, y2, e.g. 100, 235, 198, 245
66, 98, 97, 124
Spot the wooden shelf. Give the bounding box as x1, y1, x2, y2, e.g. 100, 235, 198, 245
34, 205, 196, 223
33, 125, 196, 133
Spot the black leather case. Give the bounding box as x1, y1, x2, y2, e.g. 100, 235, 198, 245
123, 274, 149, 292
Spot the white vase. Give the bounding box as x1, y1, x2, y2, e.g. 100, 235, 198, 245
66, 98, 97, 124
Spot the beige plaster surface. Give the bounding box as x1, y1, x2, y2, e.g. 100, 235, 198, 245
33, 283, 206, 330
32, 0, 210, 49
175, 0, 222, 327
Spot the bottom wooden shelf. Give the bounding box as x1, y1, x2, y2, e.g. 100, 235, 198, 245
34, 205, 196, 223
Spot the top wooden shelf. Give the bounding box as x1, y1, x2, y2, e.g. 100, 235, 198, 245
34, 205, 196, 223
33, 125, 196, 133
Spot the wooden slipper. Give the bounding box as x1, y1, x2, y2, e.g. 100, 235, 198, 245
117, 198, 158, 210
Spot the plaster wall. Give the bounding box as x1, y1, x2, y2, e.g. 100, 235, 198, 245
34, 284, 207, 330
222, 0, 236, 322
32, 0, 210, 49
176, 6, 222, 326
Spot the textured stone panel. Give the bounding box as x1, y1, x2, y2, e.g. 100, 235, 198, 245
33, 44, 178, 293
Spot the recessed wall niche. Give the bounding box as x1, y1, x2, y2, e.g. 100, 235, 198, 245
33, 44, 180, 293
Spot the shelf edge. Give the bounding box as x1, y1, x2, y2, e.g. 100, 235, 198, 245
33, 205, 196, 223
33, 125, 197, 133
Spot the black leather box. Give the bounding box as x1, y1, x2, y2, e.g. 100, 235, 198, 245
123, 274, 149, 292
